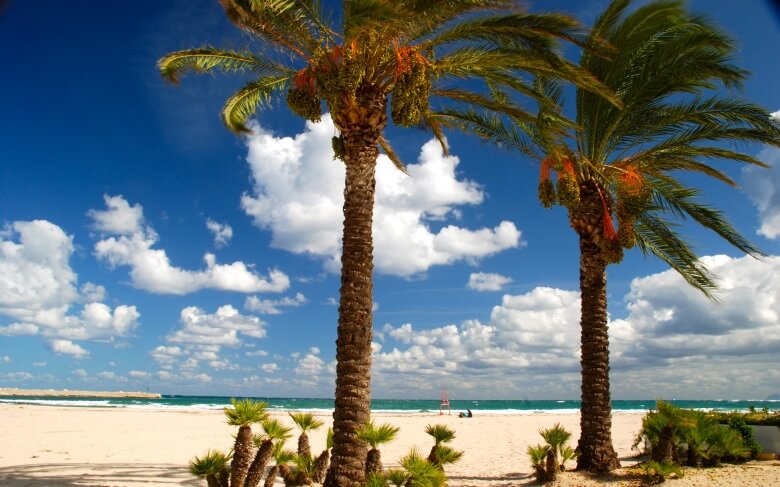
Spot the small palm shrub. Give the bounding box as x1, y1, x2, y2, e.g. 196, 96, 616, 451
366, 472, 389, 487
385, 468, 410, 487
635, 400, 752, 470
527, 444, 550, 483
424, 424, 462, 469
357, 420, 401, 475
400, 448, 446, 487
289, 412, 324, 460
527, 424, 577, 482
225, 399, 268, 487
190, 450, 231, 487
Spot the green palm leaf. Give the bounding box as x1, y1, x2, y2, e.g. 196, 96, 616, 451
158, 47, 290, 84
221, 76, 290, 133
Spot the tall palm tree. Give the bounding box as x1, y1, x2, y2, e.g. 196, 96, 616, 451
225, 399, 268, 487
356, 420, 400, 475
159, 2, 617, 484
245, 418, 293, 487
289, 412, 325, 460
442, 0, 780, 474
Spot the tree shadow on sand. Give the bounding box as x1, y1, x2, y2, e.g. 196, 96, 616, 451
447, 471, 536, 486
0, 463, 200, 486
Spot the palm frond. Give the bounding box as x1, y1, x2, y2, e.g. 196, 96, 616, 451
158, 47, 290, 84
634, 212, 718, 298
433, 108, 539, 158
378, 136, 409, 175
225, 398, 268, 425
219, 0, 324, 58
221, 76, 290, 133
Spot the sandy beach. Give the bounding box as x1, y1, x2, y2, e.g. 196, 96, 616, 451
0, 404, 776, 486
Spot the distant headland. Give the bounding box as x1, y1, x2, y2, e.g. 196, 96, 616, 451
0, 388, 161, 399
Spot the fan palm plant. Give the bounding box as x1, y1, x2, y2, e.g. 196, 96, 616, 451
312, 427, 334, 483
356, 420, 400, 475
400, 448, 446, 487
226, 399, 269, 487
527, 444, 549, 483
385, 468, 410, 487
245, 418, 294, 487
190, 450, 231, 487
424, 424, 457, 467
289, 412, 325, 460
442, 0, 780, 473
159, 3, 617, 483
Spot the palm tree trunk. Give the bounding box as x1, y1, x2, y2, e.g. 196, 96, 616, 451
365, 448, 382, 476
545, 449, 558, 481
324, 122, 382, 487
312, 449, 329, 483
575, 237, 620, 473
298, 432, 312, 460
245, 440, 274, 487
263, 465, 278, 487
231, 425, 255, 487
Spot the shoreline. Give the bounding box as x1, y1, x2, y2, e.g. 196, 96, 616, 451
0, 388, 162, 399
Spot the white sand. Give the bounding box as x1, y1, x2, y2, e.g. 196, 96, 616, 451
0, 404, 776, 486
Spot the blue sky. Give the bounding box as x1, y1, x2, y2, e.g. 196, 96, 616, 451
1, 0, 779, 400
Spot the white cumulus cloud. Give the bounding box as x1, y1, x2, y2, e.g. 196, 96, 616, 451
150, 305, 267, 374
610, 254, 780, 367
206, 219, 233, 248
240, 116, 521, 277
743, 147, 780, 239
0, 220, 140, 354
50, 339, 89, 358
245, 292, 307, 314
90, 195, 289, 295
467, 272, 513, 291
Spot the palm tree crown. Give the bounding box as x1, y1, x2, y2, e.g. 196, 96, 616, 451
226, 398, 269, 426
443, 0, 780, 474
356, 421, 400, 449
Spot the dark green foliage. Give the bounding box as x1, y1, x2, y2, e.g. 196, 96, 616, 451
538, 178, 556, 208
636, 400, 753, 469
286, 88, 322, 122
332, 135, 345, 161
727, 417, 762, 457
707, 410, 780, 427
399, 449, 446, 487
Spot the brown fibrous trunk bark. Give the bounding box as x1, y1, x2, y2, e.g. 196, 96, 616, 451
365, 448, 382, 476
324, 87, 387, 487
572, 183, 620, 474
231, 425, 255, 487
245, 439, 274, 487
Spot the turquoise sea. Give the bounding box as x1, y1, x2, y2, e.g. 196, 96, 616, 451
0, 396, 777, 413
